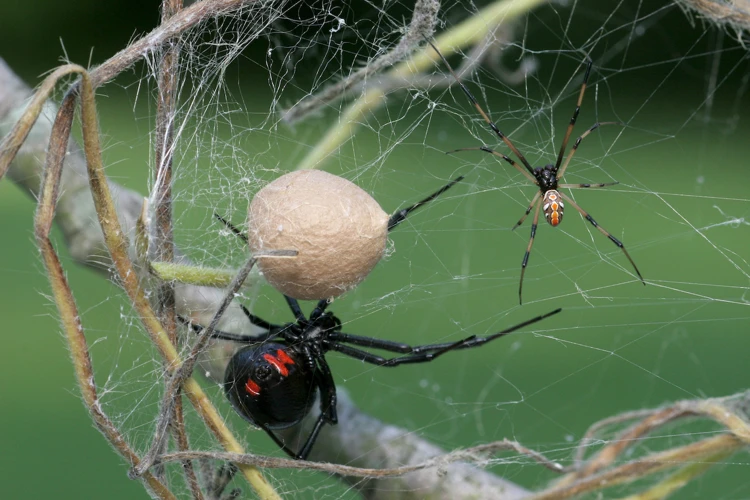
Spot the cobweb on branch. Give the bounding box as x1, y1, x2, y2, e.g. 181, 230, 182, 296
70, 0, 750, 498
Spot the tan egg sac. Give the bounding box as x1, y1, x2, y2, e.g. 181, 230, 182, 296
248, 170, 390, 300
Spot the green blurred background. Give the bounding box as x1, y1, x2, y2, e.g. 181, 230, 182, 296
1, 0, 749, 498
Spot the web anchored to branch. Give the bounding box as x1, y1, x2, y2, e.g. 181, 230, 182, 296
1, 0, 750, 499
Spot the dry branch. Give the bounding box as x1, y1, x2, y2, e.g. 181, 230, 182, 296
0, 56, 532, 500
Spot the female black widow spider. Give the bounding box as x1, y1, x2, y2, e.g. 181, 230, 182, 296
186, 295, 561, 460
185, 177, 561, 459
427, 41, 645, 303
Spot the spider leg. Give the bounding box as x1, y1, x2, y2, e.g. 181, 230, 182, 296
426, 40, 535, 175
328, 308, 561, 367
178, 316, 278, 343
558, 182, 619, 189
292, 358, 338, 460
238, 303, 283, 331
553, 59, 592, 171
446, 146, 538, 185
558, 191, 645, 284
284, 295, 308, 323
257, 421, 307, 460
387, 175, 464, 231
214, 213, 248, 242
308, 298, 332, 322
327, 339, 460, 366
519, 198, 543, 305
327, 332, 414, 353
556, 121, 623, 180
512, 191, 542, 231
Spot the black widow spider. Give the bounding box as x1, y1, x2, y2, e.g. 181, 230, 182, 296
427, 41, 645, 303
187, 295, 561, 460
185, 177, 561, 459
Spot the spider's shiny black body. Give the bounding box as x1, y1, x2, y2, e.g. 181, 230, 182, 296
534, 164, 559, 193
186, 295, 561, 460
225, 342, 316, 431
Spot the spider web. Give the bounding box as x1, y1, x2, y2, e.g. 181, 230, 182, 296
2, 0, 750, 498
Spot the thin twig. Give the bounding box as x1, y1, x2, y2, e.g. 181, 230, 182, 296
531, 434, 745, 500
619, 448, 733, 500
2, 58, 529, 499
88, 0, 264, 90
295, 0, 548, 170
33, 90, 176, 500
133, 255, 261, 477
152, 0, 203, 495
154, 436, 563, 476
0, 0, 264, 181
555, 392, 750, 496
282, 0, 440, 123
572, 408, 661, 465
28, 65, 281, 499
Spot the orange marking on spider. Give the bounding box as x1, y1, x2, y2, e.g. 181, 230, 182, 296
275, 349, 295, 366
245, 378, 261, 396
263, 352, 294, 377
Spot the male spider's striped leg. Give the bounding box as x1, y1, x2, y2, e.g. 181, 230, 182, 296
519, 200, 543, 304
513, 191, 542, 231
558, 182, 619, 189
387, 175, 464, 231
556, 121, 624, 180
425, 40, 535, 175
214, 213, 248, 242
446, 146, 538, 184
558, 192, 645, 284
554, 59, 592, 171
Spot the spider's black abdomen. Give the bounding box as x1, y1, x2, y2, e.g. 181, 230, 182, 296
224, 343, 315, 430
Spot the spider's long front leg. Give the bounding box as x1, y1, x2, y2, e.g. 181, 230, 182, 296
326, 339, 466, 366
558, 192, 645, 284
558, 182, 619, 189
387, 175, 464, 231
327, 332, 414, 353
327, 308, 562, 367
553, 59, 592, 171
519, 198, 543, 304
179, 316, 279, 344
427, 40, 536, 175
512, 191, 542, 231
556, 121, 623, 179
215, 213, 248, 242
445, 146, 538, 185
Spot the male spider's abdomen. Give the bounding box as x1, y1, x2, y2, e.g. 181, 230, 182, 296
543, 190, 564, 226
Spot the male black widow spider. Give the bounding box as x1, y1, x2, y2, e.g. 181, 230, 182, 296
427, 41, 645, 303
186, 295, 561, 460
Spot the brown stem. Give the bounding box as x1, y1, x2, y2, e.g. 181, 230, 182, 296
532, 434, 744, 500
34, 91, 176, 500
153, 0, 203, 496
